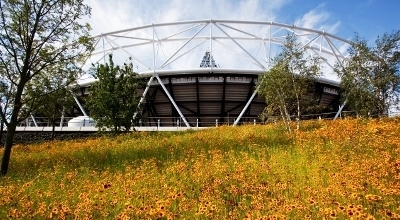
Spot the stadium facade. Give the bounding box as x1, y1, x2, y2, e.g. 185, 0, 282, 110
67, 20, 351, 127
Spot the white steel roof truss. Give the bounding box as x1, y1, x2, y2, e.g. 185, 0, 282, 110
250, 41, 264, 69
214, 22, 266, 70
324, 35, 345, 68
104, 35, 152, 70
92, 36, 287, 56
159, 23, 209, 69
263, 40, 269, 65
326, 36, 347, 59
108, 35, 153, 42
218, 23, 260, 39
94, 30, 155, 57
263, 25, 272, 67
160, 40, 207, 69
309, 47, 335, 71
158, 43, 173, 69
88, 50, 112, 69
77, 37, 101, 78
270, 26, 285, 38
299, 34, 321, 52
218, 23, 268, 69
160, 23, 204, 41
213, 38, 259, 67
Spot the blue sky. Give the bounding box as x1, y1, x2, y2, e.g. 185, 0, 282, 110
281, 0, 400, 42
85, 0, 400, 45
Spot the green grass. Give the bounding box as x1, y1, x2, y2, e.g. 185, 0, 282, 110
1, 119, 399, 219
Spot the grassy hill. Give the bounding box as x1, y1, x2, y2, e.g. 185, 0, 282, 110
1, 118, 399, 219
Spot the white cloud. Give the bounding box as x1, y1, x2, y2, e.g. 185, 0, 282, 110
294, 4, 340, 34
85, 0, 291, 35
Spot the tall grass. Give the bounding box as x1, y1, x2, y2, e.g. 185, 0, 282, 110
0, 118, 399, 219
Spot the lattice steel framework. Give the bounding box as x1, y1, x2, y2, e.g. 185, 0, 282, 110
76, 19, 351, 127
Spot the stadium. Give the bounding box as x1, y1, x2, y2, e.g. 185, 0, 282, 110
60, 20, 351, 128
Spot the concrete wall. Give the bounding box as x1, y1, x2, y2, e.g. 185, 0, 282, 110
0, 131, 99, 145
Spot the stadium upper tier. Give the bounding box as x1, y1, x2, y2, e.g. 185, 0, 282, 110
72, 20, 351, 127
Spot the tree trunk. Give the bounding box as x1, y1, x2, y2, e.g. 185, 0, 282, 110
277, 90, 291, 132
0, 121, 4, 147
1, 124, 17, 176
1, 80, 26, 176
279, 106, 290, 132
296, 94, 300, 130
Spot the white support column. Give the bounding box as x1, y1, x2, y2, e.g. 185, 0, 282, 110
30, 115, 38, 127
155, 76, 190, 127
60, 108, 65, 128
133, 76, 154, 120
151, 24, 189, 127
233, 90, 258, 126
73, 95, 88, 116
334, 100, 347, 120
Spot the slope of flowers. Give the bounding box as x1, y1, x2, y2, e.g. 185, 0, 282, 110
0, 118, 399, 219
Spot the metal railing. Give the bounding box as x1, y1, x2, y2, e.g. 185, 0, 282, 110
15, 111, 360, 129
17, 117, 94, 128
136, 116, 262, 127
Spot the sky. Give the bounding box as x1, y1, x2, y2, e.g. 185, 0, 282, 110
84, 0, 400, 44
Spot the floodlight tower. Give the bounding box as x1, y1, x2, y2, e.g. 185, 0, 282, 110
199, 50, 219, 68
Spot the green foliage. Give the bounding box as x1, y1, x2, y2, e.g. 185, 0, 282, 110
0, 0, 93, 175
0, 0, 93, 124
26, 86, 75, 124
22, 63, 77, 123
87, 55, 142, 133
336, 31, 400, 117
258, 34, 323, 130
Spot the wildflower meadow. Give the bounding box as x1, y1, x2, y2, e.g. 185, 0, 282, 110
0, 118, 399, 219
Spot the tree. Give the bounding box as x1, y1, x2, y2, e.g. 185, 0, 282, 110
258, 34, 323, 131
258, 61, 293, 131
86, 55, 142, 133
25, 76, 76, 140
0, 77, 12, 144
336, 31, 400, 117
0, 0, 93, 175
